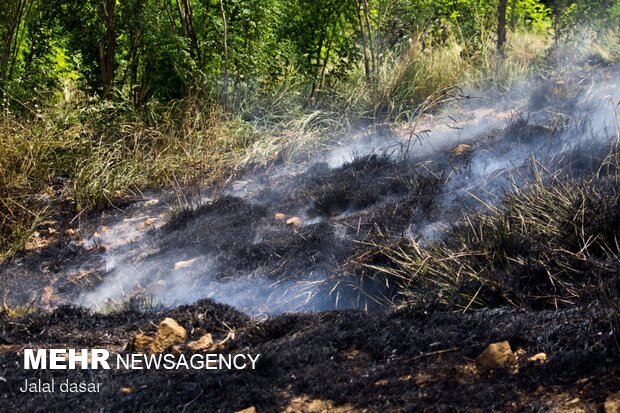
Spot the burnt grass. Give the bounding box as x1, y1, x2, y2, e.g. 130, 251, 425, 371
117, 152, 447, 311
0, 300, 618, 412
1, 114, 620, 410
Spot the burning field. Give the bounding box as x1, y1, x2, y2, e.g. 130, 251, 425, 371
1, 68, 620, 412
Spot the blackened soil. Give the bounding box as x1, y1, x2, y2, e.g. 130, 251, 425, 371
0, 300, 618, 412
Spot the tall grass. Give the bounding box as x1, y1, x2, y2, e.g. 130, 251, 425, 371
334, 27, 549, 122
0, 87, 347, 257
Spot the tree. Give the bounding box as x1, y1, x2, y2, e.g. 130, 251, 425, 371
279, 0, 359, 99
99, 0, 115, 98
0, 0, 32, 85
497, 0, 508, 56
220, 0, 229, 108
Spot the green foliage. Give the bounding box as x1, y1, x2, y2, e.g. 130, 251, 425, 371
0, 0, 558, 108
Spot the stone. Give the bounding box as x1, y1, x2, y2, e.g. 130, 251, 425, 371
528, 352, 547, 363
187, 333, 214, 351
131, 333, 154, 352
235, 407, 257, 413
452, 143, 472, 155
476, 341, 513, 368
174, 257, 198, 270
605, 392, 620, 413
150, 318, 187, 353
120, 386, 133, 395
286, 217, 302, 226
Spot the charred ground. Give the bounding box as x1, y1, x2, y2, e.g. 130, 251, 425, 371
0, 299, 618, 412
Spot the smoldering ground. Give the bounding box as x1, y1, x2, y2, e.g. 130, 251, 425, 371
0, 64, 618, 317
42, 65, 617, 317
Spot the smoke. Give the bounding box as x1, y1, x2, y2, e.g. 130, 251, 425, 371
76, 66, 620, 317
76, 190, 351, 316
402, 73, 620, 243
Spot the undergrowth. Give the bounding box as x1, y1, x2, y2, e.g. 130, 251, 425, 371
0, 96, 338, 257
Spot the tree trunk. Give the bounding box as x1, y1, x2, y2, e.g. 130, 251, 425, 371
309, 29, 325, 101
552, 0, 565, 47
176, 0, 201, 65
497, 0, 508, 57
220, 0, 229, 109
0, 0, 29, 85
319, 34, 333, 90
99, 0, 116, 99
361, 0, 375, 77
354, 0, 370, 80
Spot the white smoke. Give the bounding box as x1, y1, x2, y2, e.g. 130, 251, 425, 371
76, 68, 620, 316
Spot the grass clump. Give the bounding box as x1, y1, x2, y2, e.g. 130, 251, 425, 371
97, 295, 162, 315
367, 152, 620, 312
335, 27, 549, 122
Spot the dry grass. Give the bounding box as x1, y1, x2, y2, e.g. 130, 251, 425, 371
337, 27, 549, 122
362, 148, 620, 312
0, 94, 338, 258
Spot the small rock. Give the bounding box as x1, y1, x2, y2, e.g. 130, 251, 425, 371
286, 217, 302, 226
476, 341, 513, 368
605, 392, 620, 413
235, 407, 257, 413
174, 258, 198, 270
120, 386, 133, 395
528, 352, 547, 363
274, 212, 287, 220
452, 143, 472, 155
187, 333, 214, 351
150, 318, 187, 353
130, 333, 154, 352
